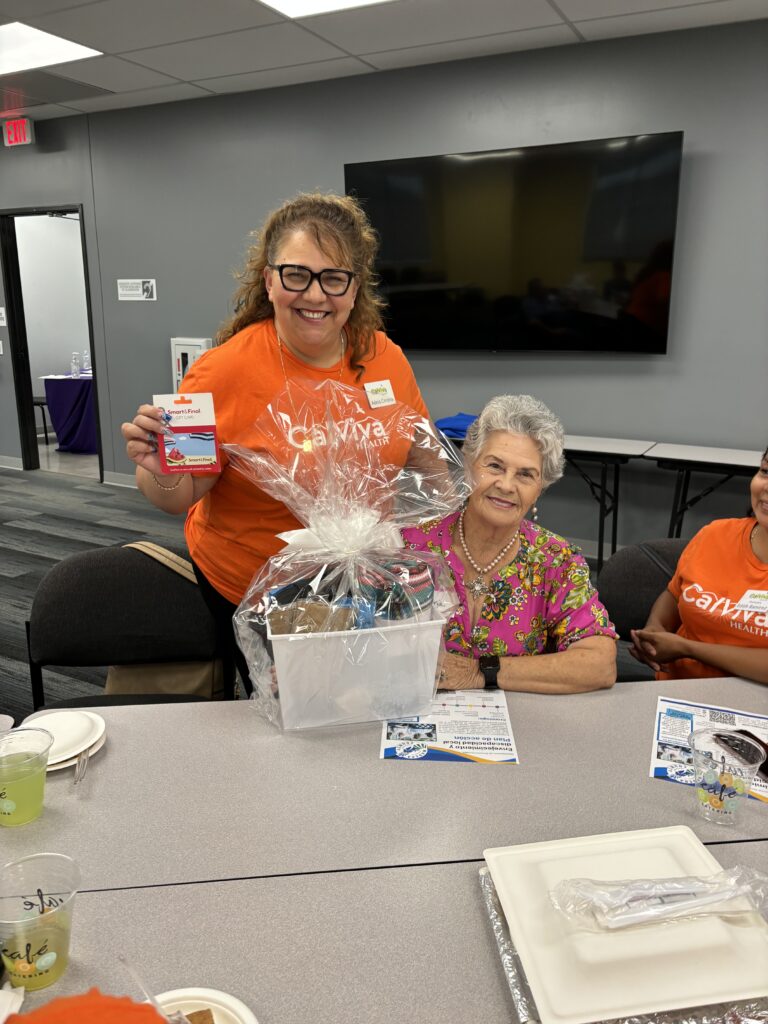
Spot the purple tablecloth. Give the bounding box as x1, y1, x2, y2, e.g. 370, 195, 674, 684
43, 375, 98, 454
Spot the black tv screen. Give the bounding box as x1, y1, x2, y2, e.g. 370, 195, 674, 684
345, 131, 683, 354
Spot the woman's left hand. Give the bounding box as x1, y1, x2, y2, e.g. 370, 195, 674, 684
437, 651, 483, 689
631, 628, 690, 665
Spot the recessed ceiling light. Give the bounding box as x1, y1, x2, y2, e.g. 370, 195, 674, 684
263, 0, 394, 17
0, 22, 101, 76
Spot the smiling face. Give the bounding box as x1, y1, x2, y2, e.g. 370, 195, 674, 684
750, 450, 768, 531
466, 431, 544, 535
264, 228, 358, 367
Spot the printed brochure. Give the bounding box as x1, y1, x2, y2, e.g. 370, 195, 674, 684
380, 689, 518, 763
649, 696, 768, 802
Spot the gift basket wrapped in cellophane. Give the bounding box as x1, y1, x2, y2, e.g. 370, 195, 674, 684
224, 378, 470, 731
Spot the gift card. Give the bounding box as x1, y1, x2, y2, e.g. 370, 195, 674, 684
153, 393, 220, 474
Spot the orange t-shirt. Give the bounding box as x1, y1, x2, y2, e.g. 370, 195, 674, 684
658, 518, 768, 679
7, 989, 163, 1023
180, 319, 429, 604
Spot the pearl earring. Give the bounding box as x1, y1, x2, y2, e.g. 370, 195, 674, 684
531, 504, 538, 522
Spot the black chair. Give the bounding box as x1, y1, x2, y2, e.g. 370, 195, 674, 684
26, 543, 236, 709
32, 395, 50, 445
596, 538, 687, 681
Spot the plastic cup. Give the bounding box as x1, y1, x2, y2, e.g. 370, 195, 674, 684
689, 728, 766, 825
0, 853, 80, 990
0, 728, 53, 827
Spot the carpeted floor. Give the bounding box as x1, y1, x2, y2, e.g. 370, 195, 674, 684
0, 467, 185, 723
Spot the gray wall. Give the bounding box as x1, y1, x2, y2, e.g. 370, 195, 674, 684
0, 21, 765, 547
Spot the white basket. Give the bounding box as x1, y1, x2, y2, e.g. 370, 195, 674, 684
268, 615, 445, 731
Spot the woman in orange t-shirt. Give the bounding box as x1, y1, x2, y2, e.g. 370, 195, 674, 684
7, 989, 163, 1023
629, 446, 768, 684
121, 193, 428, 690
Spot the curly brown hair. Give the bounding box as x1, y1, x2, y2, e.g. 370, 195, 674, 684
216, 192, 385, 378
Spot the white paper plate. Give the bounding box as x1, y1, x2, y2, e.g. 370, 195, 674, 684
46, 730, 107, 772
24, 710, 106, 766
156, 988, 259, 1024
484, 826, 768, 1024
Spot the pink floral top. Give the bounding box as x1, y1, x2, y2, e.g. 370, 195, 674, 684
402, 511, 617, 659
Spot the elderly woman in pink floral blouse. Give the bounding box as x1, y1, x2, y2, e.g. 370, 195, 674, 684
402, 395, 617, 692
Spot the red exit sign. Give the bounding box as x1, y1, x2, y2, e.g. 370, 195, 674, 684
2, 118, 35, 147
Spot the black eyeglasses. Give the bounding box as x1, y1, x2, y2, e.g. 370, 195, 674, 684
268, 263, 356, 297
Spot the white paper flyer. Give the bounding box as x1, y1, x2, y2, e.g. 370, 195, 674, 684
649, 696, 768, 803
380, 689, 518, 763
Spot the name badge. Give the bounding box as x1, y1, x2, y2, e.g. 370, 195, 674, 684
734, 590, 768, 612
364, 379, 396, 408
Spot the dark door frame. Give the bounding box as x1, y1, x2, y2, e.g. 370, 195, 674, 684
0, 203, 102, 479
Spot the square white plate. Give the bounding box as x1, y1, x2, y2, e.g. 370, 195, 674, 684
484, 826, 768, 1024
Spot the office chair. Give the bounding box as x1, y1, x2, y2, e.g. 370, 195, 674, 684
26, 542, 236, 709
596, 538, 686, 682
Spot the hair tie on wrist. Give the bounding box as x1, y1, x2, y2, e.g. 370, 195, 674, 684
152, 473, 184, 491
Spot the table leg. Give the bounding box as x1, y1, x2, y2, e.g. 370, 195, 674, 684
596, 462, 608, 574
611, 464, 620, 555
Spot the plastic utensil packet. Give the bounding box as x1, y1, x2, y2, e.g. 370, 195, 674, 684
550, 866, 768, 931
224, 378, 470, 730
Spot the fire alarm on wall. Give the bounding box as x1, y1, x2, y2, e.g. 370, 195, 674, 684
3, 118, 35, 147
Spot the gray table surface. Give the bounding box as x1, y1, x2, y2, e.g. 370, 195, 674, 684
8, 677, 768, 891
20, 842, 767, 1024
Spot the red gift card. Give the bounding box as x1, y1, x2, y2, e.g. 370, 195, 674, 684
152, 393, 220, 474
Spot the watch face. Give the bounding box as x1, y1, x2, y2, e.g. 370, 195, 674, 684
479, 655, 500, 670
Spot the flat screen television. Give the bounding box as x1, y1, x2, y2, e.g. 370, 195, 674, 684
345, 131, 683, 354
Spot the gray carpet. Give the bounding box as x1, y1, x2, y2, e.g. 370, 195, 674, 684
0, 467, 185, 723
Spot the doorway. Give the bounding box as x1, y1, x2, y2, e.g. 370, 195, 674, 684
0, 205, 102, 480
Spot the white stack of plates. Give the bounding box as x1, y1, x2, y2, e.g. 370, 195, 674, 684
25, 709, 106, 770
484, 826, 768, 1024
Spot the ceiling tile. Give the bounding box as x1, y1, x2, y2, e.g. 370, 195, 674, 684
557, 0, 712, 18
364, 23, 577, 68
46, 55, 179, 91
0, 0, 95, 16
0, 68, 109, 105
0, 101, 80, 118
196, 56, 371, 93
64, 81, 212, 111
578, 0, 768, 39
298, 0, 561, 53
27, 0, 283, 54
127, 23, 346, 79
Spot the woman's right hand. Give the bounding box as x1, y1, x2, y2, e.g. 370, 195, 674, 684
628, 629, 661, 672
120, 404, 166, 476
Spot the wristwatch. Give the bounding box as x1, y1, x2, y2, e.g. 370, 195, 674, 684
478, 654, 500, 688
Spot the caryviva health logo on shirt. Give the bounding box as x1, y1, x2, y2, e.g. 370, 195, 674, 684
681, 583, 768, 636
287, 417, 389, 450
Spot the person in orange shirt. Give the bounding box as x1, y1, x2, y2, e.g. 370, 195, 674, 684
7, 988, 163, 1023
121, 193, 428, 690
629, 445, 768, 684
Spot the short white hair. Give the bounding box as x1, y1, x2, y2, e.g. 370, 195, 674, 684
463, 394, 565, 489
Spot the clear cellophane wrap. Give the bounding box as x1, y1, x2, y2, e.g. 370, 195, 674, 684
224, 378, 470, 730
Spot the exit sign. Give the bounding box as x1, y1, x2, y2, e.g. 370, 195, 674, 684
2, 118, 35, 147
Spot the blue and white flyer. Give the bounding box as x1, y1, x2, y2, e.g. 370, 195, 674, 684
649, 696, 768, 802
380, 689, 518, 763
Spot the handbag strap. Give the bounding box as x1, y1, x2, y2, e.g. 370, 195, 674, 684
123, 541, 197, 584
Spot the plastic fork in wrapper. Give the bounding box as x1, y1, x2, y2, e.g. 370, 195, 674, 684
225, 378, 470, 731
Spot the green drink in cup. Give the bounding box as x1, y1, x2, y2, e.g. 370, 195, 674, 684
0, 853, 81, 990
0, 728, 53, 827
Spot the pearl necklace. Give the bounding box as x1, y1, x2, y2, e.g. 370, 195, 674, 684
457, 506, 519, 599
276, 330, 346, 452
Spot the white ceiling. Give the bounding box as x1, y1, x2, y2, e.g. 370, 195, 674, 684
1, 0, 766, 119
